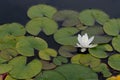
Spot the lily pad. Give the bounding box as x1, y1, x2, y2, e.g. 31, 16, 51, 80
54, 27, 79, 45
53, 56, 68, 65
81, 26, 112, 44
0, 64, 12, 74
79, 9, 109, 26
5, 75, 16, 80
112, 35, 120, 52
58, 45, 77, 57
27, 4, 57, 19
93, 63, 112, 77
16, 37, 48, 56
108, 54, 120, 70
103, 19, 120, 36
39, 48, 57, 60
55, 64, 98, 80
9, 56, 42, 79
71, 54, 100, 68
89, 44, 112, 58
0, 23, 25, 38
53, 10, 80, 26
26, 17, 58, 35
35, 70, 66, 80
41, 60, 56, 70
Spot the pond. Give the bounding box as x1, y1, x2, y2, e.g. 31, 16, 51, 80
0, 0, 120, 80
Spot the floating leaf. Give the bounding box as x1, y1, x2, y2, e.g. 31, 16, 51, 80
112, 35, 120, 52
71, 54, 100, 68
53, 56, 68, 65
39, 48, 57, 60
108, 54, 120, 70
93, 63, 112, 77
54, 27, 79, 45
0, 23, 25, 38
5, 75, 16, 80
58, 45, 77, 57
27, 4, 57, 19
79, 9, 109, 26
53, 10, 80, 26
0, 64, 12, 74
35, 70, 66, 80
26, 17, 58, 35
41, 60, 56, 70
103, 19, 120, 36
16, 37, 48, 56
9, 56, 42, 79
55, 64, 98, 80
89, 44, 112, 58
81, 26, 112, 44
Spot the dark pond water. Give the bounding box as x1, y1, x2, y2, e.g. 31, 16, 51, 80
0, 0, 120, 80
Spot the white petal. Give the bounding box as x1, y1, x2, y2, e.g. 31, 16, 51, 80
81, 48, 86, 52
88, 44, 97, 48
76, 43, 82, 47
77, 34, 82, 43
87, 36, 94, 45
82, 33, 88, 43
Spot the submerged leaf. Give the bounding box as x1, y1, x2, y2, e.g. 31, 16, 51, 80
26, 17, 58, 35
53, 10, 80, 26
27, 4, 57, 19
54, 27, 79, 45
9, 56, 42, 79
58, 45, 77, 57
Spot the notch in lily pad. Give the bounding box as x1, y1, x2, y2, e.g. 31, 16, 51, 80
26, 17, 58, 35
16, 36, 48, 56
79, 9, 109, 26
53, 10, 80, 26
0, 23, 26, 38
27, 4, 57, 19
54, 27, 79, 45
39, 48, 57, 60
8, 56, 42, 79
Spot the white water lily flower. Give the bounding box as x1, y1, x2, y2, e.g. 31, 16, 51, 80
76, 33, 97, 52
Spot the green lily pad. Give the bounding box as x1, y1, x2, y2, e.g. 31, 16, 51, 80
53, 10, 80, 26
89, 44, 112, 58
39, 48, 57, 60
55, 64, 98, 80
5, 75, 16, 80
103, 19, 120, 36
0, 23, 25, 38
81, 26, 112, 44
27, 4, 57, 19
71, 54, 100, 68
16, 37, 48, 56
41, 60, 56, 70
0, 57, 7, 64
53, 56, 68, 65
54, 27, 79, 45
58, 45, 77, 57
93, 63, 112, 77
108, 54, 120, 70
112, 35, 120, 52
26, 17, 58, 35
9, 56, 42, 79
35, 70, 66, 80
0, 64, 13, 74
79, 9, 109, 26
